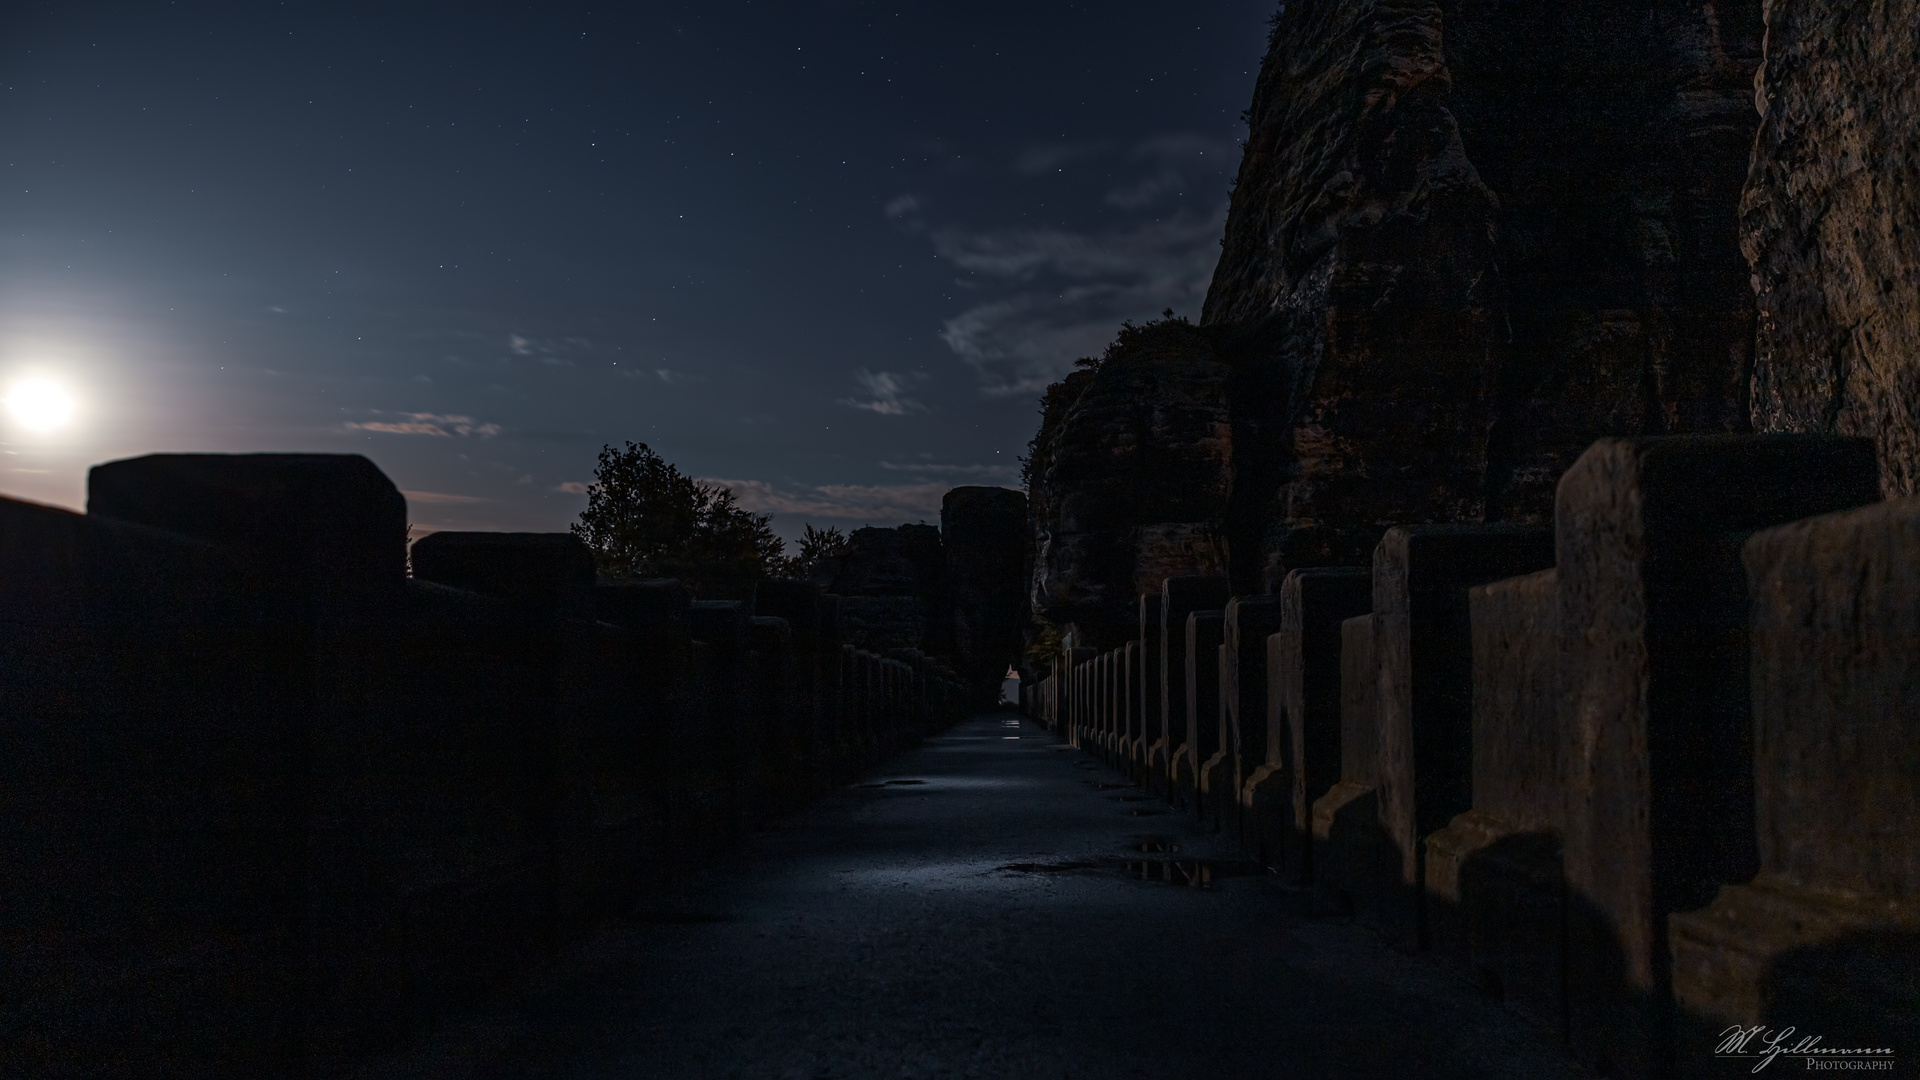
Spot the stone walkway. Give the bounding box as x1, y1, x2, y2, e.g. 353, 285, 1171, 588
358, 714, 1589, 1079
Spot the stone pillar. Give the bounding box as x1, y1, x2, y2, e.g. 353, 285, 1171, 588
1669, 496, 1920, 1066
1137, 592, 1164, 779
1246, 568, 1368, 877
1222, 596, 1283, 843
1425, 568, 1564, 1035
1369, 524, 1554, 948
1311, 614, 1397, 921
1181, 609, 1226, 814
1556, 435, 1878, 1080
1160, 576, 1228, 794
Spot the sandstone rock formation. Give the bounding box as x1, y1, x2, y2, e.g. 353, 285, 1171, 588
1206, 0, 1761, 549
1025, 320, 1233, 650
1743, 0, 1920, 496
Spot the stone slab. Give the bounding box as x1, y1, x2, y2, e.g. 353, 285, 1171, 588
1246, 567, 1368, 877
1159, 576, 1227, 789
87, 452, 406, 609
410, 532, 596, 614
1669, 495, 1920, 1061
1556, 434, 1879, 1079
1370, 524, 1554, 945
1180, 609, 1225, 812
1221, 595, 1282, 837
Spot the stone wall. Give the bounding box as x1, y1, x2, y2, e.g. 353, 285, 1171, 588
0, 453, 969, 1078
1025, 432, 1909, 1079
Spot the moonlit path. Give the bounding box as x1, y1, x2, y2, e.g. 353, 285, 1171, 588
355, 715, 1585, 1080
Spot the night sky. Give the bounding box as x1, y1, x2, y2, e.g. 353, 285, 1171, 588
1, 2, 1270, 543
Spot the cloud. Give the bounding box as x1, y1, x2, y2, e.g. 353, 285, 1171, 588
841, 369, 928, 415
882, 194, 921, 219
879, 460, 1019, 479
704, 478, 951, 521
654, 368, 706, 385
932, 208, 1225, 396
401, 489, 490, 504
346, 411, 503, 437
556, 481, 591, 494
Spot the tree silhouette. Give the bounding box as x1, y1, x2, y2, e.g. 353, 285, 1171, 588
571, 441, 785, 598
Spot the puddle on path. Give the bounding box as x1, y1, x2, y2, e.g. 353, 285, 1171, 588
857, 779, 928, 788
1131, 835, 1180, 853
990, 855, 1264, 890
1083, 780, 1132, 790
1124, 808, 1170, 817
1110, 795, 1154, 802
1122, 859, 1265, 889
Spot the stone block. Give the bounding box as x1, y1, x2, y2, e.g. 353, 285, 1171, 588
1221, 595, 1282, 839
1311, 613, 1405, 929
1669, 495, 1920, 1063
87, 452, 406, 610
410, 531, 596, 615
1180, 609, 1225, 812
1137, 592, 1164, 778
1246, 567, 1368, 876
1424, 568, 1564, 1035
1369, 525, 1553, 946
1556, 434, 1879, 1079
1161, 576, 1228, 791
689, 599, 750, 648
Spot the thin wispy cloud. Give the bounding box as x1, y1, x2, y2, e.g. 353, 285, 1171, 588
933, 208, 1223, 397
347, 411, 503, 437
841, 369, 929, 415
401, 489, 490, 504
878, 460, 1019, 479
705, 478, 950, 521
556, 481, 590, 494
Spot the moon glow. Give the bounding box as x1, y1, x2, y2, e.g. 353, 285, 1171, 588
5, 378, 78, 432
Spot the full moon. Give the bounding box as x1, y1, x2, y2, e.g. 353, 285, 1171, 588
5, 378, 78, 432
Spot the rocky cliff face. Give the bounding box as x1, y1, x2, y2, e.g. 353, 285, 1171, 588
1026, 320, 1233, 649
1206, 0, 1503, 566
1743, 0, 1920, 497
1206, 0, 1762, 546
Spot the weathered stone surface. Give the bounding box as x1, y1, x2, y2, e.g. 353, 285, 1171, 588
1028, 322, 1233, 649
1425, 568, 1563, 1034
1312, 614, 1399, 920
1221, 596, 1282, 837
1370, 524, 1554, 946
1744, 0, 1920, 498
1202, 0, 1761, 554
1669, 496, 1920, 1055
1205, 0, 1500, 552
1160, 576, 1228, 790
941, 486, 1028, 702
1442, 1, 1763, 519
1136, 592, 1164, 775
1245, 567, 1369, 875
1179, 611, 1225, 809
410, 531, 596, 615
1556, 434, 1878, 1078
87, 452, 406, 607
